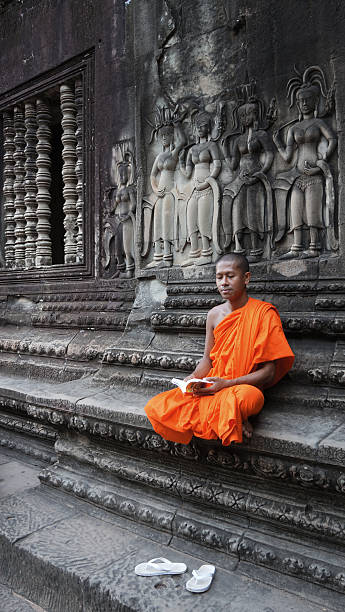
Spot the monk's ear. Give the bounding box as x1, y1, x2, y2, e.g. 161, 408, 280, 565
244, 271, 250, 285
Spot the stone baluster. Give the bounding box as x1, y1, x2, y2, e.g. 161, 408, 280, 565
60, 82, 78, 264
35, 98, 52, 267
24, 102, 38, 268
13, 105, 26, 268
75, 78, 84, 263
2, 110, 16, 268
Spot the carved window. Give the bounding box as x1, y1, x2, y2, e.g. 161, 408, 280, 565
0, 53, 93, 274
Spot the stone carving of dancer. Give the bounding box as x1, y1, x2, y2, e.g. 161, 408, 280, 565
179, 110, 222, 266
103, 143, 136, 278
142, 106, 186, 268
222, 81, 275, 262
273, 65, 337, 259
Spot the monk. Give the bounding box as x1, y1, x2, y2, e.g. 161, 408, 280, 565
145, 253, 294, 445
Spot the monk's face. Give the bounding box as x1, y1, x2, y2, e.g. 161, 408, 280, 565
215, 261, 250, 301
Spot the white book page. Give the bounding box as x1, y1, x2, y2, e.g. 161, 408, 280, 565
171, 377, 213, 394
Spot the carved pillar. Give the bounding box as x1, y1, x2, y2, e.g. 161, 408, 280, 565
35, 98, 52, 267
24, 102, 38, 268
2, 110, 16, 268
13, 105, 26, 268
75, 78, 84, 263
60, 83, 78, 264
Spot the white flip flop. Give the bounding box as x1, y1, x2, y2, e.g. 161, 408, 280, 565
186, 564, 216, 593
135, 557, 187, 576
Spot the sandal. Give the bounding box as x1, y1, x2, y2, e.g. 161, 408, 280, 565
135, 557, 187, 576
186, 564, 216, 593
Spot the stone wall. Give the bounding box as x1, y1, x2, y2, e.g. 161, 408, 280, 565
0, 0, 345, 397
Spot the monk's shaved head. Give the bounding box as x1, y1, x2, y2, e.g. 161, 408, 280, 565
215, 253, 249, 274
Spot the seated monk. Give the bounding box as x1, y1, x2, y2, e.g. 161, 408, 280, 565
145, 253, 294, 445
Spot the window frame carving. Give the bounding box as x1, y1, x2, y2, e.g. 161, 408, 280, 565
0, 49, 95, 284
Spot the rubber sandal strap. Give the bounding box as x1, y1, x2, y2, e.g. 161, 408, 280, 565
147, 557, 177, 571
148, 557, 171, 566
191, 566, 215, 581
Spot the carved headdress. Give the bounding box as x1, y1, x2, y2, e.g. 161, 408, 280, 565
189, 108, 212, 142
111, 140, 135, 186
287, 65, 334, 118
231, 78, 265, 133
148, 104, 184, 143
221, 78, 268, 146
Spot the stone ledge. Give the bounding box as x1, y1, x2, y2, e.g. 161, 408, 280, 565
0, 583, 44, 612
0, 324, 123, 363
41, 449, 345, 546
0, 429, 55, 464
150, 309, 345, 337
0, 483, 342, 612
0, 371, 345, 469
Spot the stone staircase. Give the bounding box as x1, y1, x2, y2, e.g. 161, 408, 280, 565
0, 361, 345, 609
0, 443, 344, 612
0, 267, 345, 608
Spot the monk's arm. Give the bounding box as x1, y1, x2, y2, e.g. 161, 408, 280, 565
184, 310, 215, 381
195, 361, 276, 394
228, 361, 276, 390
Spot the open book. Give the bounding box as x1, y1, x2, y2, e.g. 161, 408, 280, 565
171, 377, 214, 394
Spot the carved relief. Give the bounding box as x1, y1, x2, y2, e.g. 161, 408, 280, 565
103, 347, 198, 371
150, 308, 345, 338
141, 103, 224, 268
0, 435, 54, 463
178, 109, 222, 266
139, 63, 338, 269
273, 65, 337, 259
142, 105, 186, 268
103, 140, 136, 278
221, 79, 275, 262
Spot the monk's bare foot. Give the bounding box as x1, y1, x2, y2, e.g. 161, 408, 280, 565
243, 420, 253, 439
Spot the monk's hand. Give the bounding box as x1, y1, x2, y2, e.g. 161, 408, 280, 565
183, 373, 196, 382
193, 377, 229, 395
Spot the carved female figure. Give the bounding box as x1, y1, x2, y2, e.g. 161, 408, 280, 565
179, 110, 222, 266
222, 84, 274, 262
273, 66, 337, 258
142, 107, 186, 268
104, 146, 136, 278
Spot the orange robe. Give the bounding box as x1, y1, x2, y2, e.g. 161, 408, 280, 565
145, 297, 294, 446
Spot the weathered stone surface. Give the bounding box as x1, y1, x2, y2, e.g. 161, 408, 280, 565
1, 496, 336, 612
0, 450, 342, 612
85, 551, 328, 612
0, 429, 55, 464
0, 583, 45, 612
252, 404, 345, 449
0, 488, 75, 545
319, 424, 345, 451
0, 461, 40, 498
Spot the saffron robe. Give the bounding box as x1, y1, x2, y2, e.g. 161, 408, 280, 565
145, 297, 294, 446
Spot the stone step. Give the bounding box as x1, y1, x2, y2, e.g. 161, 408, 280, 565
0, 369, 344, 467
0, 473, 343, 612
0, 583, 46, 612
39, 445, 345, 597
2, 369, 345, 597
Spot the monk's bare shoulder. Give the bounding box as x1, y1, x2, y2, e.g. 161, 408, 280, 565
207, 303, 228, 330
